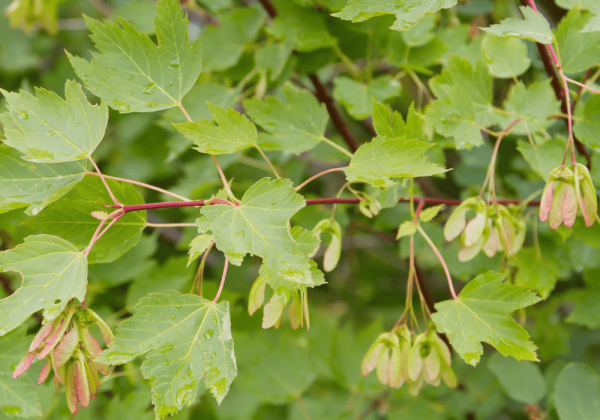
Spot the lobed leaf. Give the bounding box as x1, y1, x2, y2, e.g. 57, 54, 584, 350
482, 6, 555, 44
97, 292, 236, 417
0, 235, 87, 335
68, 0, 202, 113
0, 80, 108, 163
432, 271, 541, 366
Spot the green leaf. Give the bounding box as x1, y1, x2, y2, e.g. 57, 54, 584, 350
0, 326, 42, 418
431, 271, 541, 366
556, 8, 600, 75
482, 6, 555, 44
174, 102, 257, 155
67, 0, 202, 113
373, 100, 425, 140
556, 0, 598, 9
0, 80, 108, 163
401, 13, 437, 47
244, 83, 329, 155
199, 5, 264, 72
187, 234, 213, 267
343, 136, 445, 187
0, 144, 86, 216
566, 269, 600, 329
517, 138, 564, 180
257, 226, 324, 291
574, 95, 600, 148
555, 363, 600, 420
332, 0, 458, 31
24, 176, 146, 264
512, 248, 560, 298
97, 292, 236, 417
112, 0, 157, 35
255, 40, 294, 81
196, 178, 312, 281
0, 235, 87, 335
333, 75, 401, 120
425, 57, 496, 149
487, 352, 546, 404
582, 11, 600, 33
396, 221, 417, 239
499, 80, 561, 136
267, 1, 337, 52
419, 204, 444, 222
481, 34, 531, 79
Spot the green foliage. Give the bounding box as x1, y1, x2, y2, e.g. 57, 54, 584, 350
0, 81, 108, 162
98, 292, 236, 417
68, 0, 202, 113
0, 235, 87, 334
1, 0, 600, 417
432, 272, 541, 366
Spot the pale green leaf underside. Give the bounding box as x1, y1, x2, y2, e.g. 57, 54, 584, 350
259, 226, 324, 291
68, 0, 202, 113
0, 326, 42, 418
24, 176, 146, 265
344, 136, 446, 187
0, 144, 86, 216
174, 102, 257, 155
0, 235, 87, 335
196, 178, 312, 281
332, 0, 457, 31
555, 363, 600, 420
97, 292, 237, 417
482, 6, 556, 44
244, 83, 329, 155
431, 271, 541, 366
0, 80, 108, 163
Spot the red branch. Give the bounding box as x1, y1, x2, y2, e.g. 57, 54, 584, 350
111, 197, 540, 214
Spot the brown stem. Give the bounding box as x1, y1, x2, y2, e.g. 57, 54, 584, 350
309, 74, 359, 153
258, 0, 277, 17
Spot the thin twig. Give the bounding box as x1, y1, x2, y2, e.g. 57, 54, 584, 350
88, 156, 121, 206
86, 172, 191, 202
255, 146, 281, 179
295, 167, 344, 191
213, 258, 229, 303
417, 225, 457, 300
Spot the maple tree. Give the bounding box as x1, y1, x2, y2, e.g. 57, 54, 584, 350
0, 0, 600, 418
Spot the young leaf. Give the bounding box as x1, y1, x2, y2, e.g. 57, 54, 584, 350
312, 219, 342, 273
373, 100, 425, 140
0, 326, 42, 417
67, 0, 202, 113
0, 144, 86, 216
244, 83, 329, 155
97, 292, 236, 417
425, 57, 497, 149
196, 178, 312, 280
332, 0, 458, 31
25, 176, 146, 264
187, 234, 213, 267
556, 8, 600, 75
333, 75, 401, 120
396, 221, 417, 239
419, 204, 444, 222
431, 271, 541, 366
174, 102, 257, 155
574, 95, 600, 148
343, 136, 445, 187
481, 34, 531, 79
482, 6, 555, 44
0, 80, 108, 163
0, 235, 87, 335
